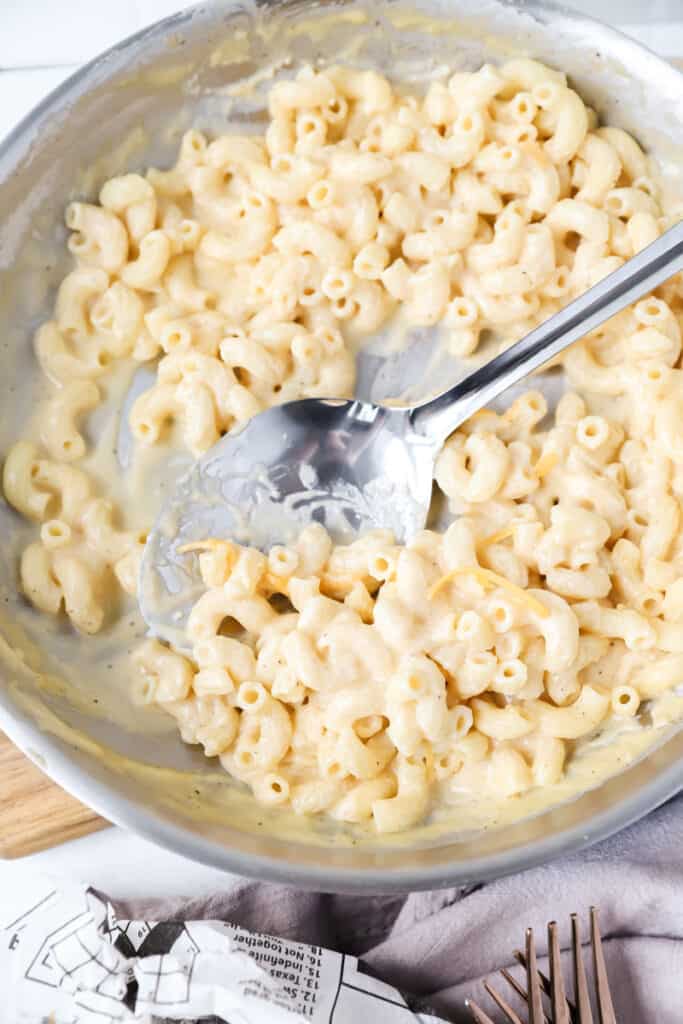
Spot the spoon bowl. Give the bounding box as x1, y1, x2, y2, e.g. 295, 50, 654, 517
139, 396, 438, 646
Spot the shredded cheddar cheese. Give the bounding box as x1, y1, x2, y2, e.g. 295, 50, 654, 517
480, 525, 516, 546
178, 538, 235, 554
263, 571, 291, 595
534, 450, 560, 478
428, 566, 549, 617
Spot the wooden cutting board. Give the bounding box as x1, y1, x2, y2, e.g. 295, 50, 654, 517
0, 731, 108, 858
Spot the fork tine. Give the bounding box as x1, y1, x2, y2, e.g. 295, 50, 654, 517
466, 998, 497, 1024
515, 947, 578, 1019
548, 921, 572, 1024
484, 980, 526, 1024
499, 969, 552, 1024
514, 950, 552, 997
572, 913, 594, 1024
501, 966, 530, 1003
527, 928, 546, 1024
590, 907, 617, 1024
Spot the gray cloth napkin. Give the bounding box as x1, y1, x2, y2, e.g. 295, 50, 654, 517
111, 794, 683, 1023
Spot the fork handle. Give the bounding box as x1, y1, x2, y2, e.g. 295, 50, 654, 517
410, 219, 683, 443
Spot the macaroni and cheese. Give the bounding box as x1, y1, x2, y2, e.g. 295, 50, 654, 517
3, 59, 683, 833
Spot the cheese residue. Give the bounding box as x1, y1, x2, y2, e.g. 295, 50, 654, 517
178, 538, 237, 556
428, 565, 550, 617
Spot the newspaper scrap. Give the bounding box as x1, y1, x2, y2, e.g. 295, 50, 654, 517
0, 878, 447, 1023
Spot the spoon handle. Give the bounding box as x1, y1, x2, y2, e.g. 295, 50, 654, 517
410, 219, 683, 443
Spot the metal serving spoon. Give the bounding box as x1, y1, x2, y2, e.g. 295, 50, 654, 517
140, 222, 683, 644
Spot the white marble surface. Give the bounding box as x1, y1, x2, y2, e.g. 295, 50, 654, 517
0, 2, 681, 902
1, 828, 242, 899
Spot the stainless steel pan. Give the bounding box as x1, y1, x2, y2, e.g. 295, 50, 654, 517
1, 0, 682, 891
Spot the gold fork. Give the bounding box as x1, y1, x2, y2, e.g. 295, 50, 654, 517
466, 906, 617, 1024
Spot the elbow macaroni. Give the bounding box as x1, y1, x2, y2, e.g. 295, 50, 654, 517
3, 60, 683, 833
